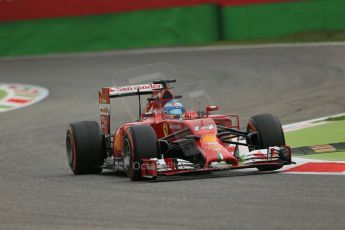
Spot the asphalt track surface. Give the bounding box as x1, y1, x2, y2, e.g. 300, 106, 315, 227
1, 44, 345, 230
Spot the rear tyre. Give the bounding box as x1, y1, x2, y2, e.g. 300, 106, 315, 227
123, 125, 159, 181
247, 113, 285, 171
66, 121, 105, 174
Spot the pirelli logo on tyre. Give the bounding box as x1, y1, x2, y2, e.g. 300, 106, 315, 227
0, 83, 49, 113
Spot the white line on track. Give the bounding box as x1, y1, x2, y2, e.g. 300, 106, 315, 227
283, 112, 345, 132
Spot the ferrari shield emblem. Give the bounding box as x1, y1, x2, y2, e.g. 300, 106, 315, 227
163, 123, 169, 136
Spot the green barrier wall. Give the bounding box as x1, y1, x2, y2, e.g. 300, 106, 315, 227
0, 4, 219, 56
1, 1, 345, 57
222, 0, 345, 40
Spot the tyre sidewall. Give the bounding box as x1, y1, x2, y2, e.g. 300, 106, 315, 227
247, 114, 285, 149
123, 125, 158, 180
66, 121, 105, 174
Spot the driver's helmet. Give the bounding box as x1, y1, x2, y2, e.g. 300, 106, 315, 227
164, 100, 185, 118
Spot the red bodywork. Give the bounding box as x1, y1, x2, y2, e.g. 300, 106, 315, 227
98, 83, 287, 178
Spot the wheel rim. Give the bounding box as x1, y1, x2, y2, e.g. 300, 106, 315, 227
66, 134, 74, 166
123, 138, 131, 172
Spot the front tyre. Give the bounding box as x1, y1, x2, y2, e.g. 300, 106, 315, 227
66, 121, 105, 174
247, 113, 285, 171
123, 125, 159, 181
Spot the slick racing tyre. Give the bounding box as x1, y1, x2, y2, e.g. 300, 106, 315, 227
123, 125, 159, 181
66, 121, 105, 174
247, 113, 285, 171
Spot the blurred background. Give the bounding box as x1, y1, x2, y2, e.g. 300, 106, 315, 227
1, 0, 344, 57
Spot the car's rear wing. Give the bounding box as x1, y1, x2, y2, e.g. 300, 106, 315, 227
98, 80, 176, 134
98, 83, 164, 134
108, 83, 164, 98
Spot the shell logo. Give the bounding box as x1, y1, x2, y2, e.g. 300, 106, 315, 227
201, 134, 218, 144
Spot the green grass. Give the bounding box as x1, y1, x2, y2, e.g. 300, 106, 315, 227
326, 115, 345, 121
285, 120, 345, 148
0, 89, 7, 101
205, 31, 345, 47
286, 120, 345, 161
302, 151, 345, 161
0, 105, 12, 109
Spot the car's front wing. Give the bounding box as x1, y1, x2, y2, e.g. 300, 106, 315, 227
141, 146, 292, 178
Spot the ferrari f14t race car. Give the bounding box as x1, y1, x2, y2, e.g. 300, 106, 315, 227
66, 79, 292, 180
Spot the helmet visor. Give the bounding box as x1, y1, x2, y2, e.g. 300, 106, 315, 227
167, 108, 185, 115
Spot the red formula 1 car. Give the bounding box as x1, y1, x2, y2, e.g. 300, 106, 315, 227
66, 80, 292, 180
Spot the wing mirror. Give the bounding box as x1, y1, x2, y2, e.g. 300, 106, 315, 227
206, 106, 220, 117
142, 112, 154, 118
